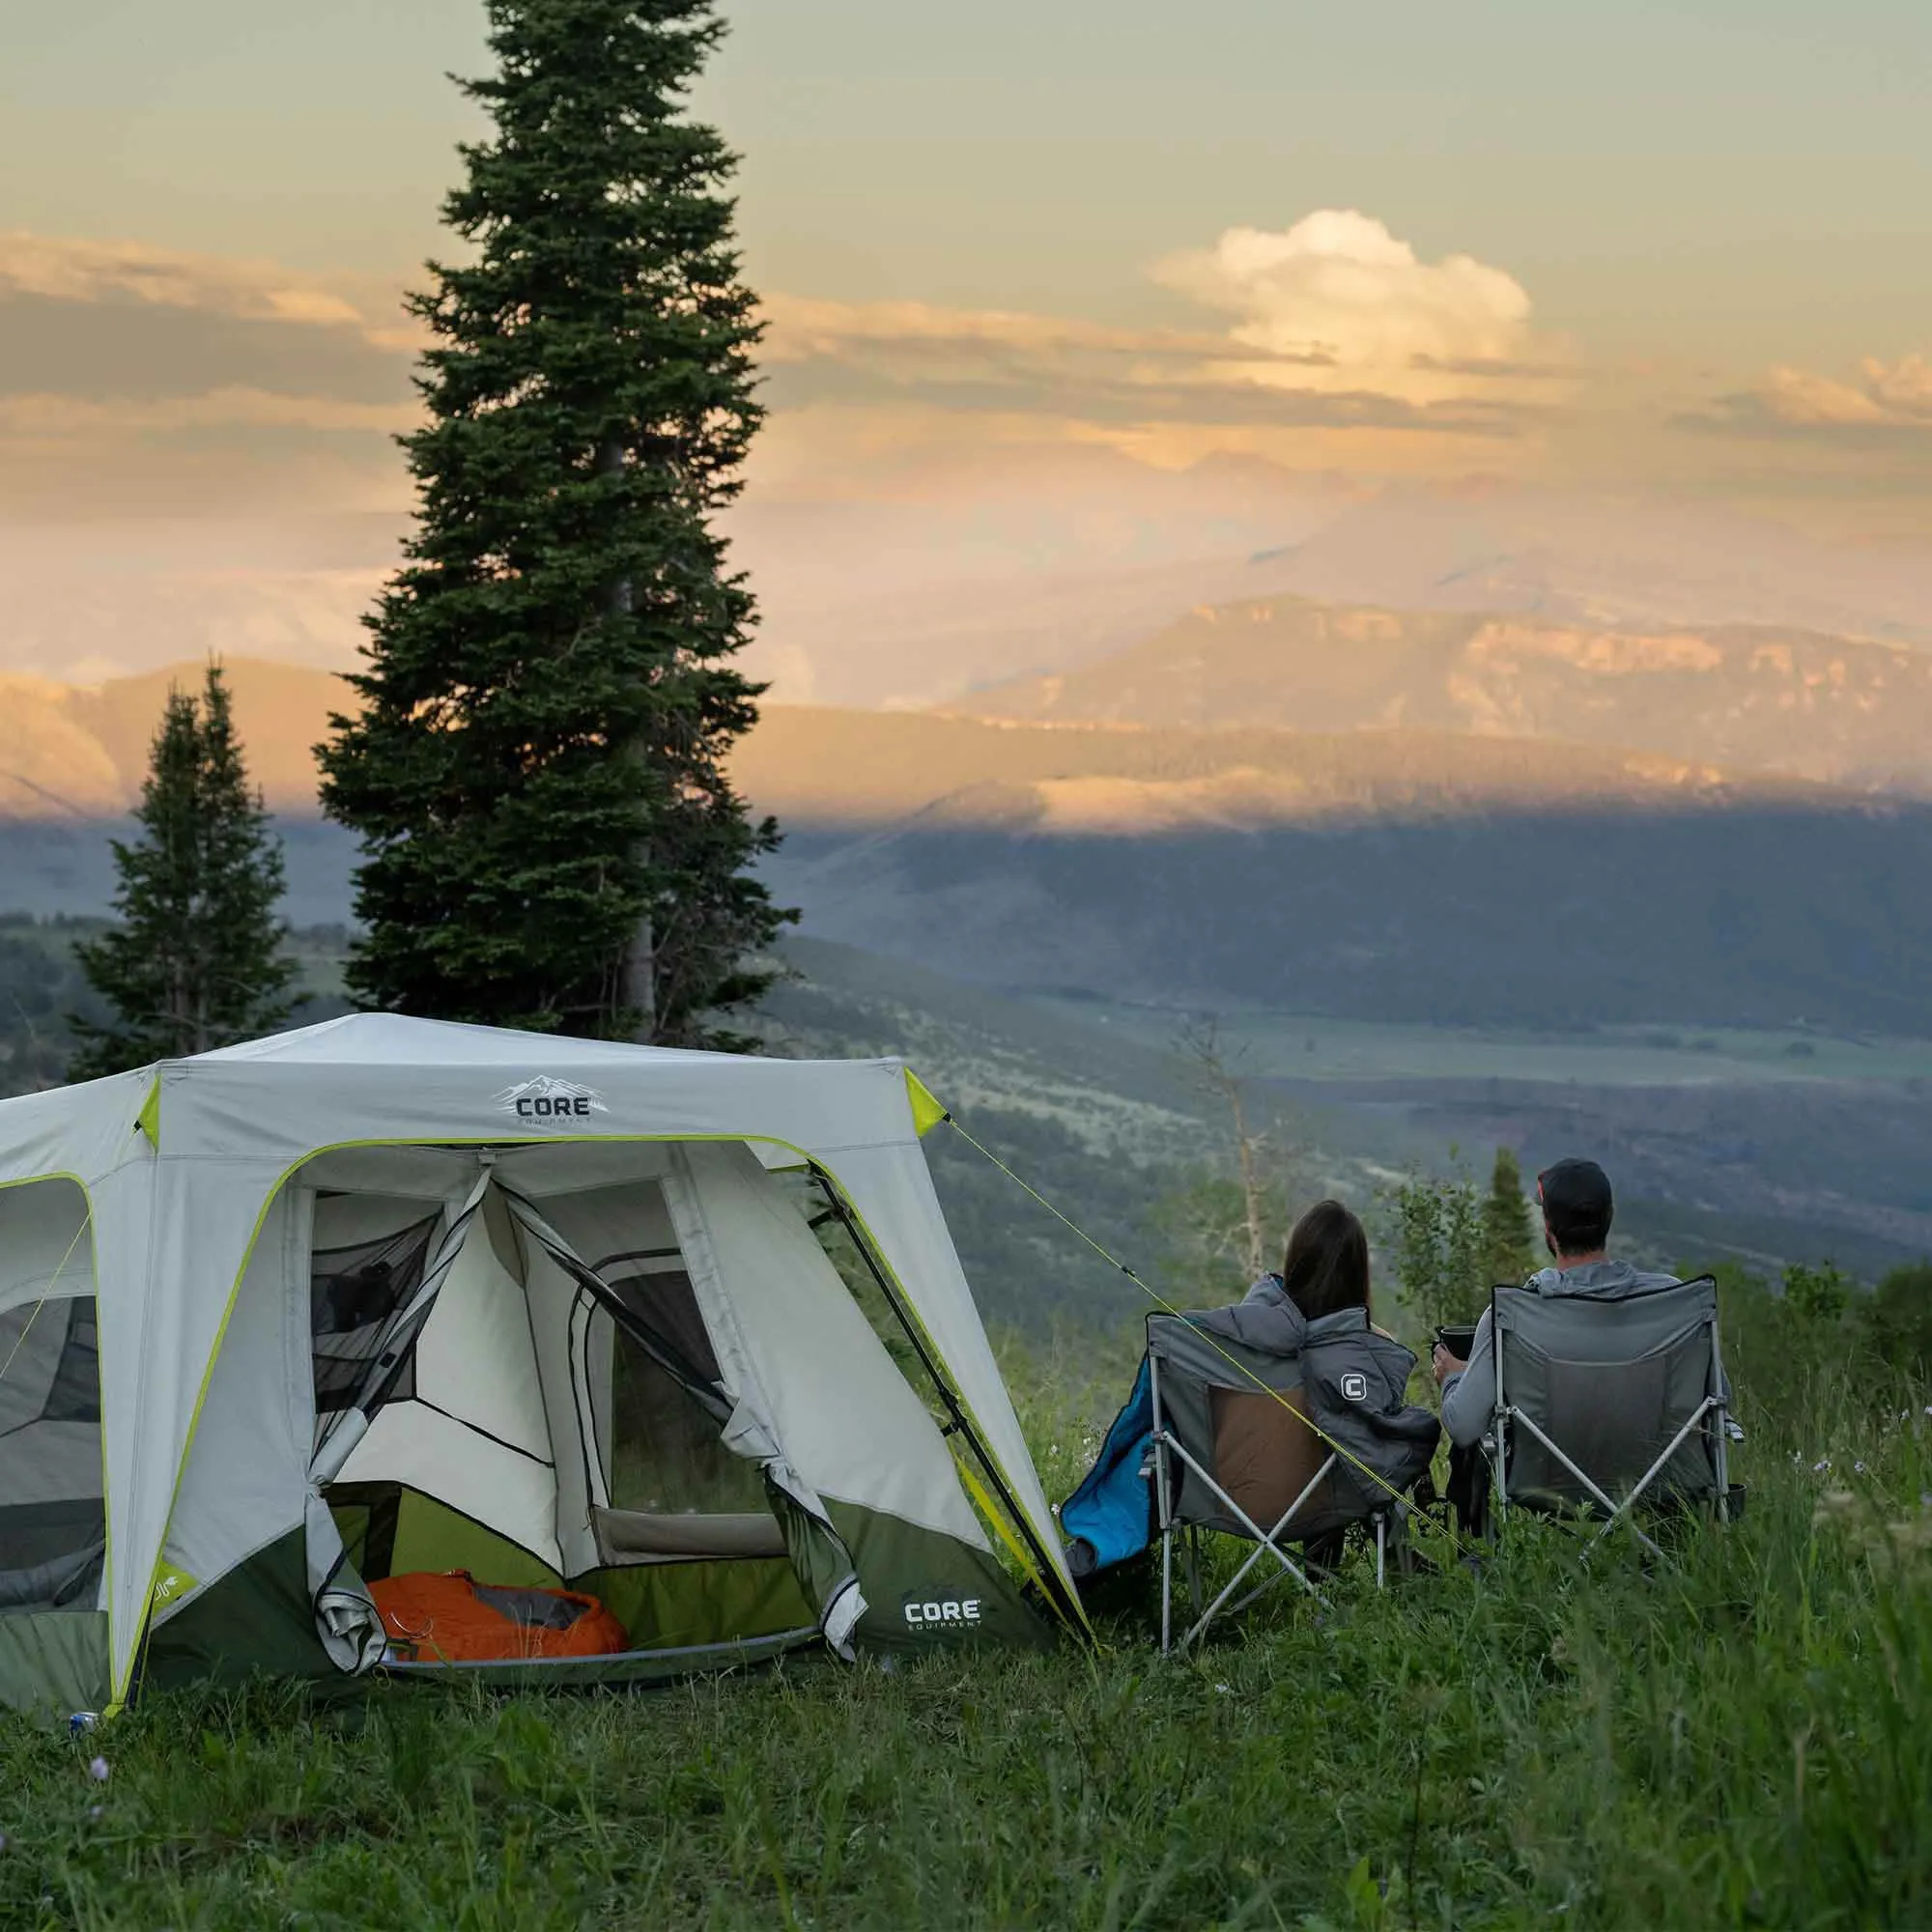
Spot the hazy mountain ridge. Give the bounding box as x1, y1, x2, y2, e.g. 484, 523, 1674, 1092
956, 596, 1932, 791
739, 711, 1856, 838
1, 653, 1889, 835
0, 660, 345, 817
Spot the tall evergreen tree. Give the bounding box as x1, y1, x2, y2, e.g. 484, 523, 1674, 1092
1480, 1145, 1541, 1286
318, 0, 792, 1047
71, 663, 298, 1076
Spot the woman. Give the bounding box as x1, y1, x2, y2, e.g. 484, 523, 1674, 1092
1232, 1199, 1393, 1336
1058, 1198, 1436, 1588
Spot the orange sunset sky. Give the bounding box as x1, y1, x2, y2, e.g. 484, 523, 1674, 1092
3, 0, 1929, 704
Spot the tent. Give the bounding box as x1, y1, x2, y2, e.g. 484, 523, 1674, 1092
0, 1013, 1084, 1717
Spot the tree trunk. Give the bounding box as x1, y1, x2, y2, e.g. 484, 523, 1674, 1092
1230, 1079, 1267, 1282
600, 437, 657, 1041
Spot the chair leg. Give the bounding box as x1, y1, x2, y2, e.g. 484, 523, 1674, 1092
1376, 1513, 1386, 1590
1159, 1519, 1173, 1656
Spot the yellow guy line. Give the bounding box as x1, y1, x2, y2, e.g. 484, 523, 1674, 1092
945, 1115, 1480, 1567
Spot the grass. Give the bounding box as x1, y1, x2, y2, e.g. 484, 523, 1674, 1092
6, 1354, 1932, 1929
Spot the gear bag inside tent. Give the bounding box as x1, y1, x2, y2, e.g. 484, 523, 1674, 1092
0, 1015, 1086, 1716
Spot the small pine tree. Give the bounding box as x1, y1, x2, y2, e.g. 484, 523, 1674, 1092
1387, 1169, 1489, 1341
70, 664, 298, 1076
318, 0, 793, 1046
1480, 1146, 1540, 1287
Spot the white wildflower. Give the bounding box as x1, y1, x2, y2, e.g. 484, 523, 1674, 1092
86, 1757, 107, 1783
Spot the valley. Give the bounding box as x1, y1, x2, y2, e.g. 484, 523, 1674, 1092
8, 594, 1929, 1299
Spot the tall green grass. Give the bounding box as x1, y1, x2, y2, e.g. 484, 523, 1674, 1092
5, 1350, 1930, 1929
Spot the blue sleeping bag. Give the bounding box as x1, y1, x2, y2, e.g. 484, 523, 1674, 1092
1059, 1356, 1157, 1577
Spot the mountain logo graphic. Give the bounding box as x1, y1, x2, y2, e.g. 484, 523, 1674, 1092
492, 1076, 610, 1122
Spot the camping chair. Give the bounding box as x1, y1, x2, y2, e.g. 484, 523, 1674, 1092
1485, 1276, 1732, 1558
1146, 1314, 1397, 1654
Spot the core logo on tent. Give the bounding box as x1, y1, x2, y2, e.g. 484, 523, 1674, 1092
903, 1597, 982, 1630
1341, 1372, 1369, 1403
493, 1076, 610, 1122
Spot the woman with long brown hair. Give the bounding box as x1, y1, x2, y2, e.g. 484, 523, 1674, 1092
1274, 1197, 1373, 1322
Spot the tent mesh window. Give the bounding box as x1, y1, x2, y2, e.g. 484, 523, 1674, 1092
593, 1257, 768, 1517
310, 1212, 440, 1420
0, 1295, 105, 1611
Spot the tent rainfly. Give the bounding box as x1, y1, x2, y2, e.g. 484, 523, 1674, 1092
0, 1013, 1084, 1716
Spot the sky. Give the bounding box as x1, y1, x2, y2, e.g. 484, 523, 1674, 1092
2, 0, 1928, 691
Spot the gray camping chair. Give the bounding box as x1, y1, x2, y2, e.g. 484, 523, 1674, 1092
1146, 1314, 1395, 1654
1485, 1277, 1732, 1558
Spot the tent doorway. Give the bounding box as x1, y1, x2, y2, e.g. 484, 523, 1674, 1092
145, 1130, 1049, 1690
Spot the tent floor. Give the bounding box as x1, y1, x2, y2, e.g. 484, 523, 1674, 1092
376, 1622, 820, 1688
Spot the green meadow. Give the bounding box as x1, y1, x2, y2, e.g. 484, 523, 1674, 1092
5, 1289, 1929, 1932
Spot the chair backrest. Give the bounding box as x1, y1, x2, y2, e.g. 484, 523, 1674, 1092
1147, 1315, 1350, 1539
1492, 1278, 1724, 1508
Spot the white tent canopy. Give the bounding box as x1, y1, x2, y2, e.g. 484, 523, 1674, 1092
0, 1014, 1079, 1711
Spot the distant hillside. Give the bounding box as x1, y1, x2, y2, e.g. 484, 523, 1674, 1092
0, 660, 341, 817
762, 797, 1932, 1037
0, 656, 1864, 833
760, 937, 1932, 1308
957, 597, 1932, 792
737, 707, 1841, 835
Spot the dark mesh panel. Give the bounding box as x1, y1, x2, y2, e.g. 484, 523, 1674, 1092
43, 1303, 99, 1424
0, 1295, 104, 1609
0, 1299, 99, 1440
598, 1268, 767, 1518
0, 1499, 105, 1576
311, 1214, 438, 1417
593, 1254, 724, 1385
0, 1304, 60, 1426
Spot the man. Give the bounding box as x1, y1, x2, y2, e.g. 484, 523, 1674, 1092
1431, 1158, 1700, 1511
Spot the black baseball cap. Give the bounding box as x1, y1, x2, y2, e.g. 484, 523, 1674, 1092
1536, 1157, 1613, 1229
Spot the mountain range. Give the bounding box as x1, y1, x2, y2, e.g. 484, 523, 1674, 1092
12, 588, 1932, 824
956, 597, 1932, 793
6, 597, 1932, 1036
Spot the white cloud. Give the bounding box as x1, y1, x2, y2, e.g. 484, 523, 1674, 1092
0, 231, 382, 332
1155, 210, 1543, 405
1699, 351, 1932, 439
1864, 353, 1932, 417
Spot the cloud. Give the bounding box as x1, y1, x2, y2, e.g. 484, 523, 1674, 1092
1153, 211, 1543, 406
1686, 352, 1932, 444
757, 213, 1562, 454
0, 232, 391, 336
0, 388, 415, 438
0, 233, 420, 533
761, 295, 1335, 370
0, 235, 416, 412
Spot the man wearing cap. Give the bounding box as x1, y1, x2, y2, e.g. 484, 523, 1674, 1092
1433, 1157, 1690, 1462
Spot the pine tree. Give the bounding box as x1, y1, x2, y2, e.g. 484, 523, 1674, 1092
317, 0, 793, 1046
1480, 1146, 1540, 1287
70, 663, 298, 1076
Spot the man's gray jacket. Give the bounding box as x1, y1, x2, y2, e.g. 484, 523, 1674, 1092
1438, 1260, 1701, 1447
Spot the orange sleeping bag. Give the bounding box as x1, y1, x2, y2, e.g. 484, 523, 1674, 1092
370, 1571, 629, 1662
